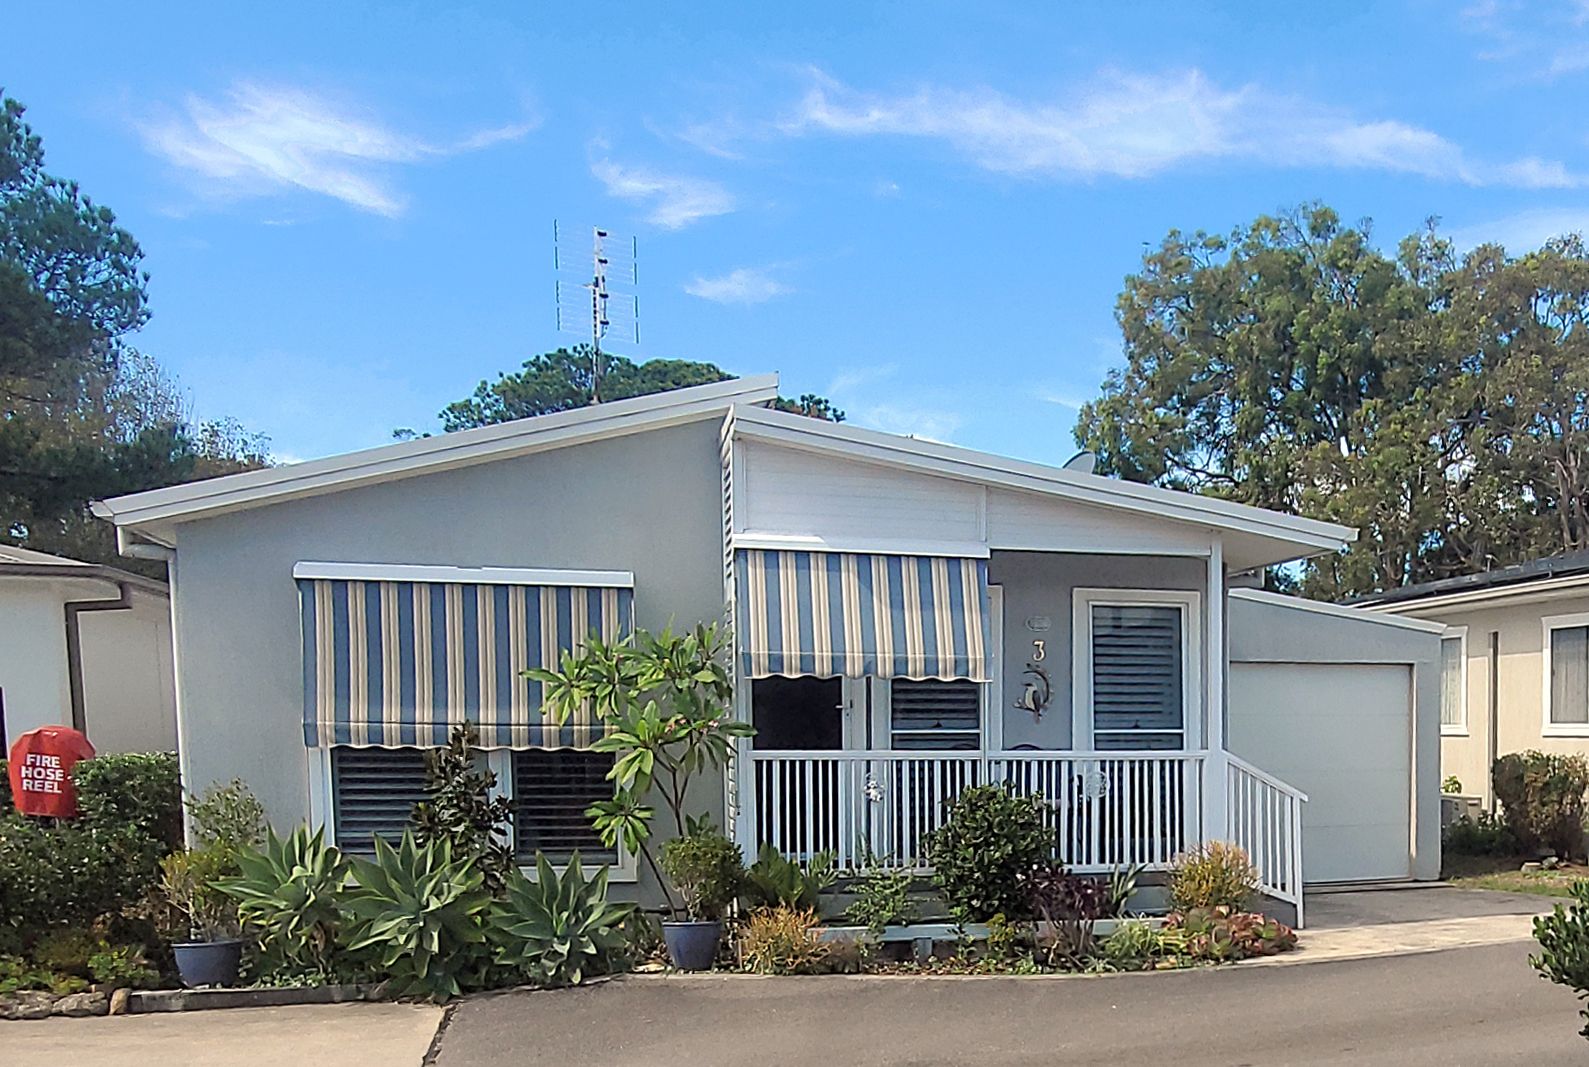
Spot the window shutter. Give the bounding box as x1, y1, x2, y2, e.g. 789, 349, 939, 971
331, 748, 429, 854
1091, 604, 1184, 749
890, 679, 981, 750
511, 750, 616, 862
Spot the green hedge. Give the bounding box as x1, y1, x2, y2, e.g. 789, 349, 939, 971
1494, 751, 1589, 859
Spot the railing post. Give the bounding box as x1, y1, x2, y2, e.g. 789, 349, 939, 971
1204, 748, 1229, 843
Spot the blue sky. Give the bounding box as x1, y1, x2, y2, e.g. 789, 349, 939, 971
6, 0, 1588, 465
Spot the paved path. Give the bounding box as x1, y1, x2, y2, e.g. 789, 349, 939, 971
6, 1001, 442, 1067
435, 941, 1586, 1066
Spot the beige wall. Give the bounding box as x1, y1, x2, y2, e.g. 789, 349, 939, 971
1388, 593, 1589, 805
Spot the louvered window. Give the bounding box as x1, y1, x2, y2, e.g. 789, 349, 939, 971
890, 679, 981, 750
330, 747, 429, 855
512, 750, 616, 863
1089, 603, 1185, 751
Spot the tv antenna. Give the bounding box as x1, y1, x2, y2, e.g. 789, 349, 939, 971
554, 222, 639, 403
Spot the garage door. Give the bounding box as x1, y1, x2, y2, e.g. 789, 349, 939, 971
1228, 663, 1412, 884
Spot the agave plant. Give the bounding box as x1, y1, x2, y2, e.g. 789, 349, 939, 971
217, 826, 351, 980
490, 852, 633, 987
342, 832, 493, 1001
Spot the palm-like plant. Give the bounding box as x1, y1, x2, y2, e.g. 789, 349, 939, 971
490, 852, 633, 987
342, 832, 492, 1001
217, 826, 350, 980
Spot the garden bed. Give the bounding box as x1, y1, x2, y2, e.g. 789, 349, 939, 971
1444, 854, 1585, 898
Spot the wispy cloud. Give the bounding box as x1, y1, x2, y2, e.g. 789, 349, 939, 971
140, 82, 536, 216
775, 68, 1581, 188
1448, 206, 1589, 251
821, 364, 963, 442
590, 159, 735, 229
684, 266, 789, 304
1462, 1, 1589, 78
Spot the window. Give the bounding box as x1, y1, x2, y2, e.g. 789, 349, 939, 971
330, 747, 430, 855
889, 679, 981, 750
511, 750, 616, 863
1546, 615, 1589, 733
751, 676, 843, 750
1440, 632, 1466, 733
1075, 590, 1197, 752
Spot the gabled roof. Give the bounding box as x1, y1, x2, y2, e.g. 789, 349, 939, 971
729, 405, 1355, 566
1350, 550, 1589, 612
0, 545, 167, 594
94, 375, 781, 546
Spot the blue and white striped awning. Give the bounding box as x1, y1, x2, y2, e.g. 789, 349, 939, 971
735, 549, 991, 682
298, 573, 632, 749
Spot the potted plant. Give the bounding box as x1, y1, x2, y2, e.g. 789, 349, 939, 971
160, 845, 244, 987
658, 828, 744, 970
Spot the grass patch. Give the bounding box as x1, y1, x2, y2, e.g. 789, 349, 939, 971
1444, 853, 1586, 898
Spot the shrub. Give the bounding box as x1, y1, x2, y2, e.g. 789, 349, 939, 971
0, 954, 87, 995
218, 826, 352, 981
1534, 880, 1589, 1040
489, 852, 632, 988
1166, 906, 1296, 962
743, 844, 836, 911
1494, 752, 1589, 859
0, 818, 163, 934
1168, 841, 1259, 913
738, 906, 830, 975
1021, 863, 1109, 966
160, 846, 241, 941
1105, 863, 1144, 917
343, 832, 492, 1001
411, 724, 516, 895
74, 753, 183, 851
1443, 812, 1517, 857
1443, 775, 1464, 794
844, 867, 918, 935
660, 831, 744, 921
1098, 919, 1180, 968
925, 786, 1051, 922
188, 780, 268, 856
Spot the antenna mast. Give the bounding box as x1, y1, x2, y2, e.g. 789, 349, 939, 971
554, 222, 638, 404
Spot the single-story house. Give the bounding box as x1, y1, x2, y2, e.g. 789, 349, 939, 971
92, 376, 1443, 921
1354, 551, 1589, 807
0, 546, 177, 754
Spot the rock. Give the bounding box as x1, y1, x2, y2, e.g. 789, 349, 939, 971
0, 991, 58, 1020
52, 990, 110, 1017
1543, 856, 1563, 870
1521, 862, 1543, 873
109, 988, 131, 1016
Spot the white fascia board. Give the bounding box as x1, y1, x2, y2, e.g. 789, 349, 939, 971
1231, 587, 1448, 634
1356, 574, 1589, 614
292, 562, 635, 587
95, 375, 780, 530
731, 532, 992, 559
730, 406, 1355, 553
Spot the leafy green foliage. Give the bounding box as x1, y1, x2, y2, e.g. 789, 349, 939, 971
1166, 906, 1297, 962
0, 820, 167, 934
73, 753, 182, 852
0, 953, 89, 994
439, 346, 842, 431
844, 867, 918, 934
1105, 863, 1144, 918
925, 786, 1051, 922
1494, 751, 1589, 859
411, 724, 515, 895
1097, 919, 1184, 969
489, 852, 632, 987
1168, 841, 1259, 914
660, 831, 744, 922
218, 826, 353, 981
342, 832, 492, 1001
738, 905, 831, 975
1443, 811, 1518, 857
28, 928, 157, 989
743, 844, 836, 911
1532, 880, 1589, 1039
159, 846, 240, 941
187, 779, 267, 857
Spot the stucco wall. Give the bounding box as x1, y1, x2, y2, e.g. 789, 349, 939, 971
0, 582, 75, 745
1229, 592, 1443, 881
166, 419, 728, 898
79, 587, 177, 753
988, 552, 1207, 749
1387, 594, 1589, 806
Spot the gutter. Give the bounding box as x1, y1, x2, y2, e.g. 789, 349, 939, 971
63, 580, 134, 733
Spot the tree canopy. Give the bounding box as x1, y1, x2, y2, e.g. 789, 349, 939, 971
440, 345, 844, 431
1, 94, 268, 568
1076, 203, 1589, 599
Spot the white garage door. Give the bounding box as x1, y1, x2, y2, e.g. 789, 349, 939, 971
1228, 662, 1412, 884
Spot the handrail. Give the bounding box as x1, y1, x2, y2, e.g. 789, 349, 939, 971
1224, 751, 1309, 803
1224, 753, 1307, 928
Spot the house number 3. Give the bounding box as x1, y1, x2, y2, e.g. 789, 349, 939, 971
1032, 639, 1046, 661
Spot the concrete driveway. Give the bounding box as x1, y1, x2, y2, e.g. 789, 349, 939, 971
434, 941, 1584, 1066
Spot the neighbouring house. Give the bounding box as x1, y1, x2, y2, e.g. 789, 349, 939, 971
1354, 552, 1589, 808
0, 546, 177, 754
92, 376, 1443, 923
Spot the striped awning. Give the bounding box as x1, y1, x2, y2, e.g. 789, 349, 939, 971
299, 577, 632, 749
735, 549, 991, 681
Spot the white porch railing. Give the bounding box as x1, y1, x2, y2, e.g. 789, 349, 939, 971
746, 749, 1206, 873
1225, 753, 1307, 926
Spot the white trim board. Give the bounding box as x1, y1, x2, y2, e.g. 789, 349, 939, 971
1542, 611, 1589, 738
292, 562, 636, 587
731, 532, 992, 559
1071, 587, 1203, 751
1232, 588, 1448, 634
1439, 626, 1469, 737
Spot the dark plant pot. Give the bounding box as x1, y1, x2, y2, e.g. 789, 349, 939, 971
172, 939, 244, 988
662, 920, 722, 971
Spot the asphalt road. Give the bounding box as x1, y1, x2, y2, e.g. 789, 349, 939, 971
435, 942, 1587, 1066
